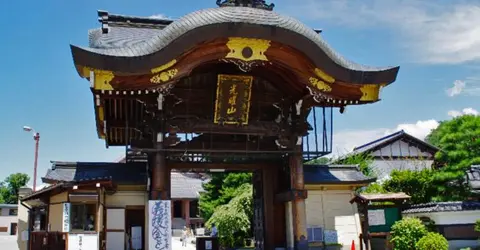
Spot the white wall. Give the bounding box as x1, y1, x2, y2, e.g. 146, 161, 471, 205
306, 190, 362, 248
0, 207, 18, 235
371, 140, 433, 158
403, 210, 480, 225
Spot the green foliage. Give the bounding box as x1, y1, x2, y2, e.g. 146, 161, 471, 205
382, 169, 437, 204
0, 173, 30, 204
475, 219, 480, 233
416, 232, 448, 250
206, 183, 253, 248
390, 217, 428, 250
362, 182, 387, 194
333, 152, 375, 177
305, 157, 330, 165
199, 173, 252, 221
426, 115, 480, 201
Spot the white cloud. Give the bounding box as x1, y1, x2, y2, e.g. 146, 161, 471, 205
281, 0, 480, 64
446, 80, 466, 97
448, 107, 479, 117
149, 14, 170, 19
331, 119, 439, 157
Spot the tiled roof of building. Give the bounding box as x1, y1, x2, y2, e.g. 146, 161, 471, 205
0, 204, 18, 209
43, 161, 208, 199
351, 130, 439, 156
304, 165, 376, 185
402, 201, 480, 214
44, 161, 147, 185
73, 8, 396, 73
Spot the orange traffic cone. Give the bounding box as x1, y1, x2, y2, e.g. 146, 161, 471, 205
351, 240, 355, 250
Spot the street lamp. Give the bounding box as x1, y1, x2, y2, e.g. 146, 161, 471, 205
23, 126, 40, 192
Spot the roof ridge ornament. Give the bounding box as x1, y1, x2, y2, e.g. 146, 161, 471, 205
216, 0, 275, 11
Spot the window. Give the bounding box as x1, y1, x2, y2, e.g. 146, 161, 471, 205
9, 209, 18, 216
307, 227, 324, 242
70, 204, 96, 231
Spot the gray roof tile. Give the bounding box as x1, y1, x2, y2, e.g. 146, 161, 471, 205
76, 7, 395, 72
304, 165, 375, 184
43, 162, 208, 199
403, 201, 480, 214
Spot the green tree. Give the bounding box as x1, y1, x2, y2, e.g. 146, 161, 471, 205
0, 173, 30, 204
382, 169, 437, 204
305, 157, 330, 165
390, 217, 428, 250
206, 183, 253, 248
333, 152, 375, 177
199, 172, 252, 221
416, 232, 448, 250
426, 115, 480, 201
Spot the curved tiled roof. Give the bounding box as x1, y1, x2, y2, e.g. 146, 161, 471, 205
402, 201, 480, 214
75, 7, 395, 72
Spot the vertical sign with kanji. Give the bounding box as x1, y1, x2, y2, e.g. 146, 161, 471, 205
214, 74, 253, 125
62, 203, 71, 233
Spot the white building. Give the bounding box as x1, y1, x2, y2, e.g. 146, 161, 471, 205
0, 204, 18, 235
342, 130, 439, 181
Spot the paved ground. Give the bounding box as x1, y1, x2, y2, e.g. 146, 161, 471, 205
172, 236, 196, 250
0, 235, 195, 250
0, 236, 18, 250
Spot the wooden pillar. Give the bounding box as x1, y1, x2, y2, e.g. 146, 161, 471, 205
184, 200, 190, 227
289, 145, 308, 250
151, 133, 171, 200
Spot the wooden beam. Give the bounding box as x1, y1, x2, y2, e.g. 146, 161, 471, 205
168, 162, 279, 171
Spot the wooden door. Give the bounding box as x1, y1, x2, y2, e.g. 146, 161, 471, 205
106, 208, 125, 250
125, 207, 145, 250
10, 223, 17, 235
253, 171, 265, 250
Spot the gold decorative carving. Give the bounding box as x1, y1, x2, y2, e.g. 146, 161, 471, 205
98, 106, 105, 121
360, 84, 382, 101
225, 37, 271, 62
150, 69, 179, 84
313, 68, 335, 84
309, 77, 332, 92
214, 74, 253, 125
151, 59, 177, 74
94, 70, 115, 90
77, 66, 115, 90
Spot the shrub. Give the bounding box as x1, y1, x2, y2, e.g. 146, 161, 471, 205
390, 217, 428, 250
416, 232, 448, 250
475, 219, 480, 233
206, 183, 253, 248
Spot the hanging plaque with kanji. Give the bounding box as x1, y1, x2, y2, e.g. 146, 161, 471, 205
214, 74, 253, 125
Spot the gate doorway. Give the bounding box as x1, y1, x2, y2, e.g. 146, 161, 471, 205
168, 163, 288, 250
125, 207, 145, 250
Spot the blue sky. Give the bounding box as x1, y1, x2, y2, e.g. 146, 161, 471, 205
0, 0, 479, 187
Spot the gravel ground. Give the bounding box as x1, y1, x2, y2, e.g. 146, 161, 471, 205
0, 236, 19, 250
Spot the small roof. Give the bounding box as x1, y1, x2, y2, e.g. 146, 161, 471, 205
44, 161, 147, 185
350, 192, 411, 204
0, 204, 18, 209
466, 165, 480, 192
402, 201, 480, 214
304, 165, 376, 185
41, 161, 208, 200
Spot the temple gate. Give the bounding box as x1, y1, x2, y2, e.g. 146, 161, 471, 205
69, 1, 399, 249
